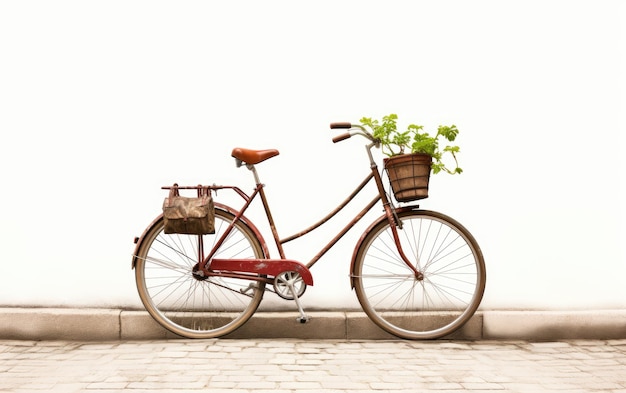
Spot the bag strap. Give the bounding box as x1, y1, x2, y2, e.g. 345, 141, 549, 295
197, 185, 212, 198
166, 183, 211, 201
167, 183, 179, 205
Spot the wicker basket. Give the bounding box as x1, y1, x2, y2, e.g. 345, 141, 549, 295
384, 153, 432, 202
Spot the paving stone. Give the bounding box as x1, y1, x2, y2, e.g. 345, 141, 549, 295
0, 339, 625, 392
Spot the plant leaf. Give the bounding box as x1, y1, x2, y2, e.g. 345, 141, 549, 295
438, 125, 459, 141
443, 145, 460, 153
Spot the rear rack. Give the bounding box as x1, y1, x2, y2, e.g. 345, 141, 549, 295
161, 184, 252, 202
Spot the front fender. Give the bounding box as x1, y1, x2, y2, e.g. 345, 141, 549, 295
131, 202, 270, 269
349, 205, 421, 288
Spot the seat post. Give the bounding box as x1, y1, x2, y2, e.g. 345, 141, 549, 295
246, 164, 262, 185
247, 163, 286, 259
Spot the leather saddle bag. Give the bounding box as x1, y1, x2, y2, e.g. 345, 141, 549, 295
162, 184, 215, 235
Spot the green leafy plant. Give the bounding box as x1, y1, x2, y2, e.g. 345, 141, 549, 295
360, 113, 463, 175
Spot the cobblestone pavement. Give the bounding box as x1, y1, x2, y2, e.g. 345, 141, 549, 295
1, 339, 625, 392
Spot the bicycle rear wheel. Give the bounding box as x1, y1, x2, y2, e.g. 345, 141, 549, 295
353, 209, 485, 339
134, 207, 266, 338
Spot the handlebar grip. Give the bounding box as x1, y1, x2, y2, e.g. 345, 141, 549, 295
332, 132, 351, 143
330, 122, 352, 129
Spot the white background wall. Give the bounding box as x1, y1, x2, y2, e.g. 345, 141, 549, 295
1, 1, 624, 311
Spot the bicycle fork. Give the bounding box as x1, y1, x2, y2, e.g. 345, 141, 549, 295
368, 151, 424, 281
388, 208, 424, 281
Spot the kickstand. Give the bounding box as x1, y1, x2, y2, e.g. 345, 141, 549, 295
288, 281, 310, 323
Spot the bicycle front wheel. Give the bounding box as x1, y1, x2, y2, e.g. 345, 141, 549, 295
353, 210, 486, 339
134, 207, 266, 338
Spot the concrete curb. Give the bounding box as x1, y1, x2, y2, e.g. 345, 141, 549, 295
1, 308, 625, 341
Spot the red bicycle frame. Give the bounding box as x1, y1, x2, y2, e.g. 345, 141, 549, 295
192, 155, 422, 284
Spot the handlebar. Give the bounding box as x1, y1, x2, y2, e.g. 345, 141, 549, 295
332, 132, 352, 143
330, 122, 352, 129
329, 122, 378, 145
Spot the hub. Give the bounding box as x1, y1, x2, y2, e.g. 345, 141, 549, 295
192, 263, 209, 281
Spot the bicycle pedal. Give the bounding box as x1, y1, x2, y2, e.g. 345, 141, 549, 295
240, 283, 256, 295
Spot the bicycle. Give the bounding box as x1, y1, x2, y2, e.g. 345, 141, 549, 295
131, 121, 486, 340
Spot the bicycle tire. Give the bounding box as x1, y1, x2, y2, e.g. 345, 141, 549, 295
352, 209, 486, 339
134, 207, 266, 338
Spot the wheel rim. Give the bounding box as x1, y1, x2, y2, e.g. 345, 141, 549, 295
354, 210, 485, 339
135, 209, 265, 338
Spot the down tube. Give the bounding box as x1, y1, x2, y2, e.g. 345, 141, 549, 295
280, 173, 374, 244
306, 195, 380, 269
